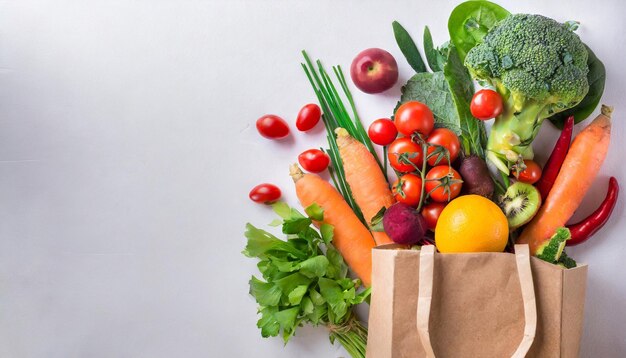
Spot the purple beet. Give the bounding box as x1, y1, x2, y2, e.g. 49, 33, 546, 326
382, 202, 427, 245
459, 155, 494, 198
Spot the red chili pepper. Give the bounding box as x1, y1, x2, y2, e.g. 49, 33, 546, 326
566, 177, 619, 246
535, 116, 574, 201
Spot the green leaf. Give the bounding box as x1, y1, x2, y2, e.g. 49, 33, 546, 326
309, 288, 326, 306
305, 203, 324, 221
369, 206, 386, 232
423, 26, 443, 72
301, 296, 315, 315
298, 255, 329, 278
257, 306, 280, 338
320, 224, 334, 246
447, 0, 510, 62
268, 219, 283, 227
318, 278, 348, 320
272, 259, 298, 273
351, 287, 372, 305
550, 45, 606, 129
244, 224, 307, 259
392, 21, 427, 73
443, 45, 487, 157
274, 307, 299, 332
288, 285, 309, 305
282, 217, 313, 235
249, 276, 283, 306
326, 246, 348, 279
275, 273, 313, 295
272, 202, 291, 219
307, 302, 327, 325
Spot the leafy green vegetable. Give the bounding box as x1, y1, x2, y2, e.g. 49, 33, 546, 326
550, 45, 606, 129
423, 26, 447, 72
392, 21, 427, 73
447, 0, 510, 62
243, 203, 370, 357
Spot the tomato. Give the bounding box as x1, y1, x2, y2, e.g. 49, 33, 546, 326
256, 115, 290, 139
425, 166, 463, 202
514, 159, 542, 184
249, 183, 282, 204
426, 128, 461, 166
387, 137, 424, 173
368, 118, 398, 146
392, 174, 423, 207
421, 202, 446, 231
298, 149, 330, 173
470, 89, 503, 120
296, 104, 322, 131
394, 101, 434, 137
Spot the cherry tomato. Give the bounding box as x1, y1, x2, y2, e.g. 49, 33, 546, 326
394, 101, 434, 137
514, 160, 542, 184
298, 149, 330, 173
368, 118, 398, 146
296, 104, 322, 131
425, 166, 463, 202
392, 174, 423, 207
387, 137, 424, 173
421, 202, 446, 231
249, 183, 282, 204
426, 128, 461, 166
470, 89, 503, 120
256, 115, 290, 139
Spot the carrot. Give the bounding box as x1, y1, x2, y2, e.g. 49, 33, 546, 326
290, 164, 375, 287
335, 128, 396, 245
518, 105, 613, 254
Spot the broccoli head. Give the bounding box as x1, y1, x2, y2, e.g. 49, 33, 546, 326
465, 14, 589, 173
535, 227, 570, 263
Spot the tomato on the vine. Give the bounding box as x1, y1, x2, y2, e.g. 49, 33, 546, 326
426, 128, 461, 166
296, 104, 322, 131
298, 149, 330, 173
392, 173, 423, 207
394, 101, 434, 137
421, 202, 446, 231
425, 166, 463, 202
470, 89, 503, 120
256, 115, 290, 139
249, 183, 282, 204
368, 118, 397, 146
387, 137, 423, 173
514, 160, 542, 184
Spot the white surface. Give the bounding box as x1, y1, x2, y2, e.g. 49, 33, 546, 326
1, 0, 625, 357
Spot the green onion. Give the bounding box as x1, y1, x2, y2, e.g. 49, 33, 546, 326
302, 51, 387, 225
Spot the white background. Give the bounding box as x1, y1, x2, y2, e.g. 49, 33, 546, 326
1, 0, 625, 357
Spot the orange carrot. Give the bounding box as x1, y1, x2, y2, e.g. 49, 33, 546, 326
290, 164, 375, 287
518, 105, 613, 254
335, 128, 396, 245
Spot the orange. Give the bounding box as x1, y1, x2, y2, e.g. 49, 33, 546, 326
435, 195, 508, 253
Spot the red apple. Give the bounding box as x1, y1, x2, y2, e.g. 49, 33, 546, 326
350, 48, 399, 94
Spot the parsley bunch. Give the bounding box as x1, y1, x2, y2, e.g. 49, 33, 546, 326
243, 202, 370, 358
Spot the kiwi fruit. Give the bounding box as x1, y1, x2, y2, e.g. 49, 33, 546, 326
499, 182, 542, 229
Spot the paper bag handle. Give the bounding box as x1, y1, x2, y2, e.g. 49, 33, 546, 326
416, 244, 537, 358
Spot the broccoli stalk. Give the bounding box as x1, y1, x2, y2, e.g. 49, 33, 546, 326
465, 14, 590, 174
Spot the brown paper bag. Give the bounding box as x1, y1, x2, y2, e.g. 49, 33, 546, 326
367, 244, 587, 358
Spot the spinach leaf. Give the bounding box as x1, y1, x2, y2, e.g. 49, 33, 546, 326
392, 21, 427, 73
448, 0, 510, 62
550, 45, 606, 129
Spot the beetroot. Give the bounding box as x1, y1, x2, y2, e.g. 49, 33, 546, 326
382, 202, 427, 245
459, 155, 494, 198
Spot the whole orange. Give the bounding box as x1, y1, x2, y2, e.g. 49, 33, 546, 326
435, 195, 508, 253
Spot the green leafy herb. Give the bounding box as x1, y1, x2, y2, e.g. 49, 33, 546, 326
550, 45, 606, 129
447, 0, 510, 62
244, 203, 370, 357
392, 21, 427, 73
423, 26, 447, 72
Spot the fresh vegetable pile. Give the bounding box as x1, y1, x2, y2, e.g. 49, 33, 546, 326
244, 1, 618, 356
